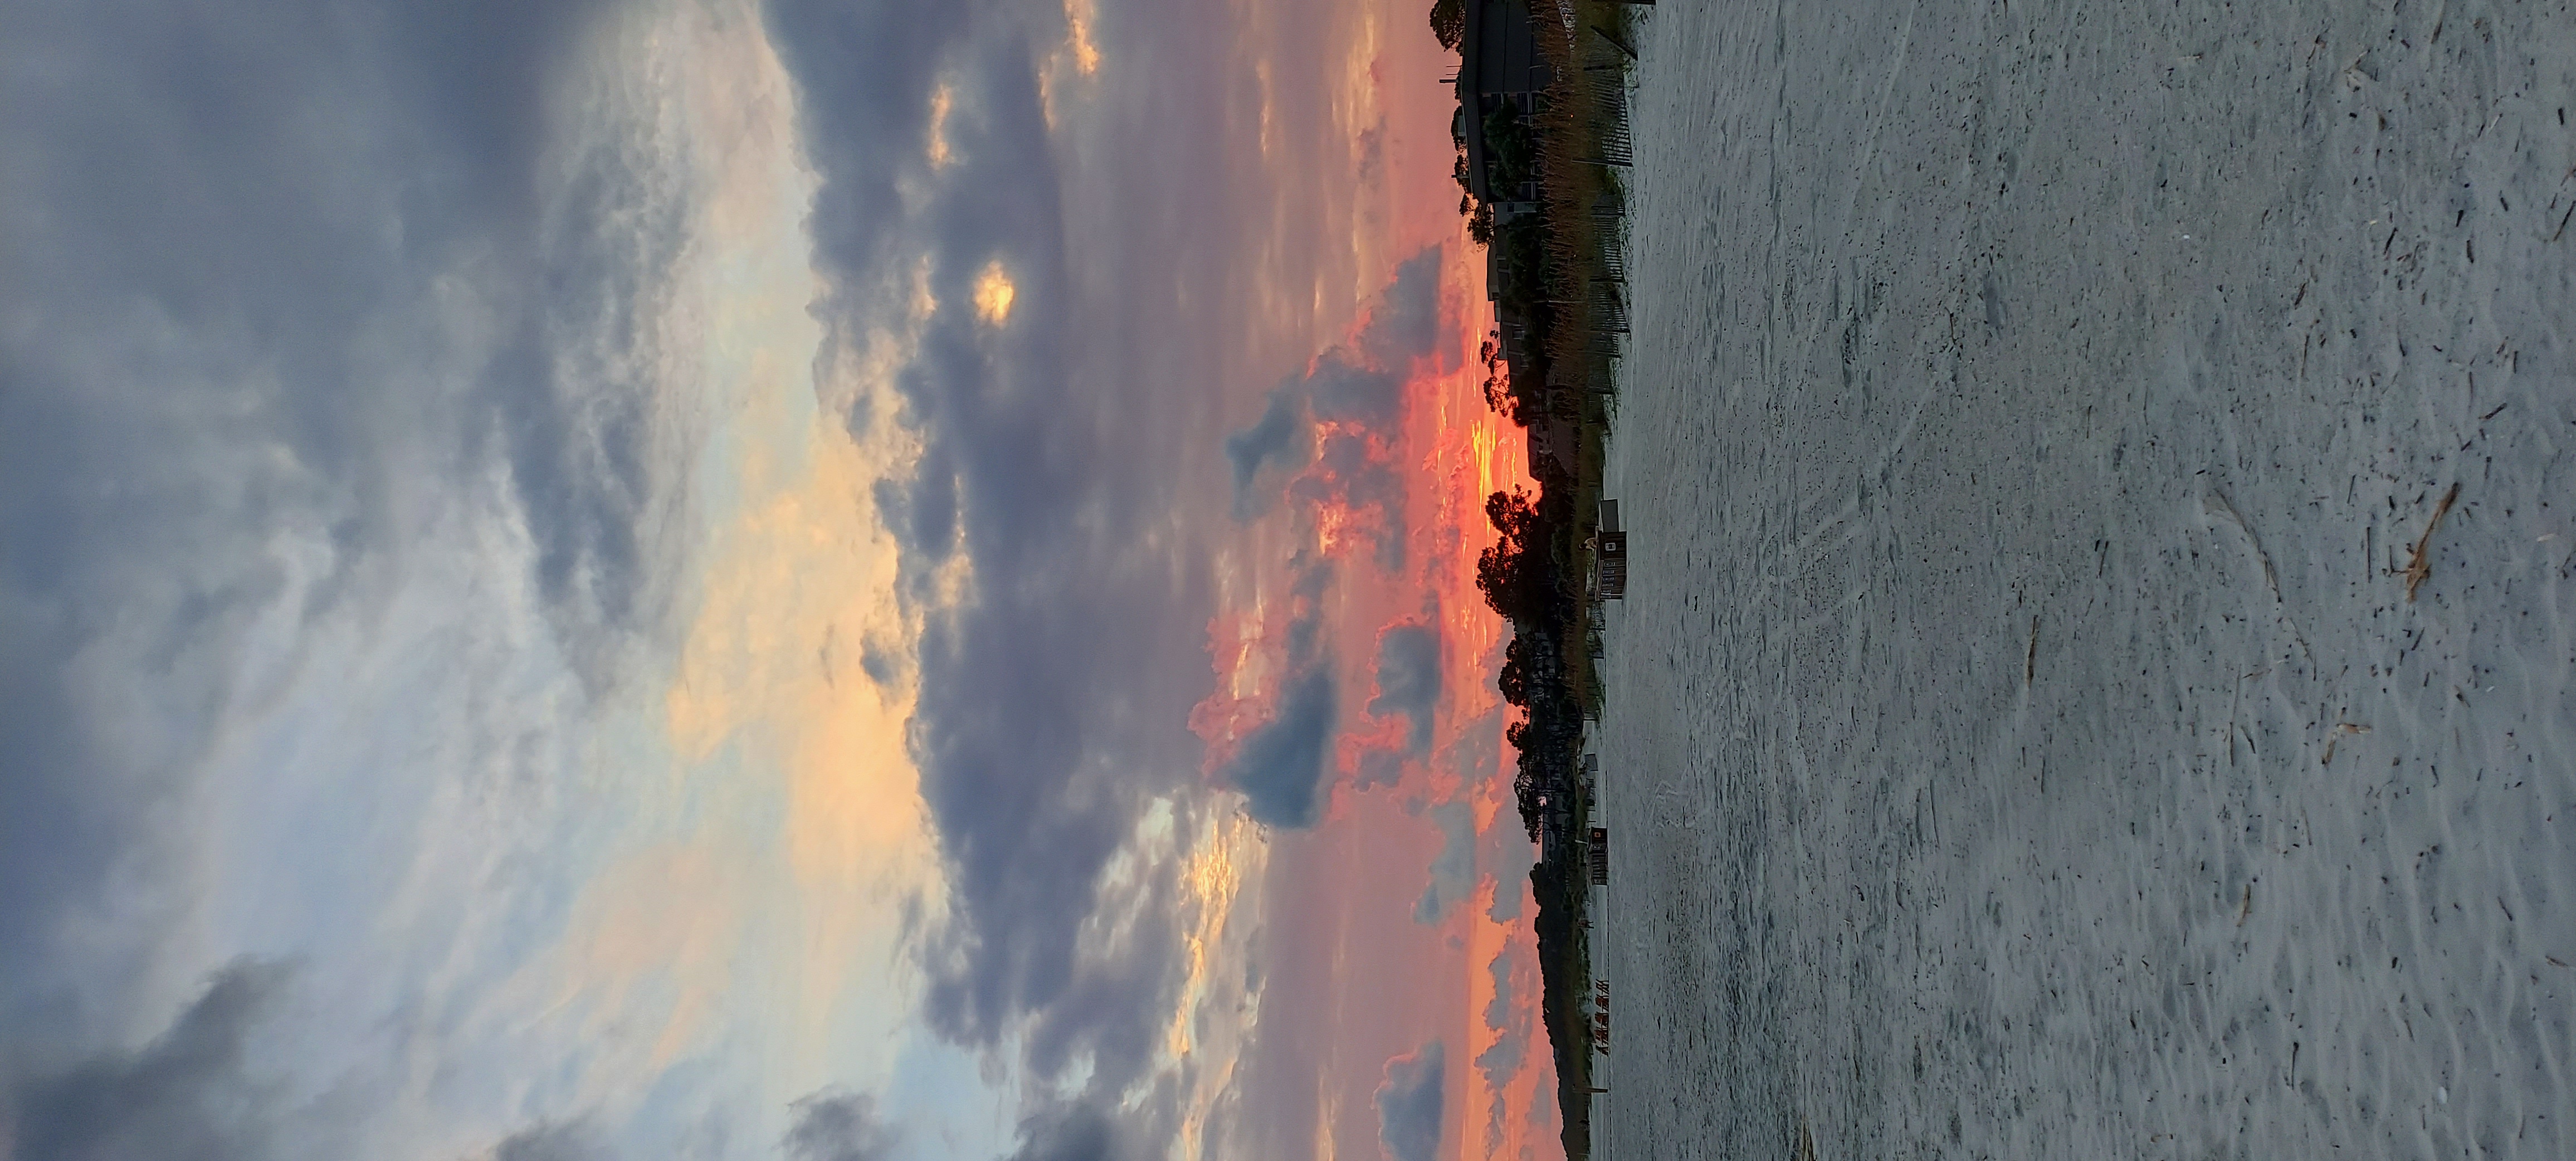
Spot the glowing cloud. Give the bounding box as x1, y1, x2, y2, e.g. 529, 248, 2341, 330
1064, 0, 1102, 75
927, 81, 955, 168
973, 260, 1017, 326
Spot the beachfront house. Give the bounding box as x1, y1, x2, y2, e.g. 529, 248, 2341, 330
1527, 412, 1580, 480
1455, 0, 1555, 230
1534, 786, 1577, 864
1593, 498, 1627, 599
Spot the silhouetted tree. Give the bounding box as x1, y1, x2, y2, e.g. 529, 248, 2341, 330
1477, 538, 1549, 625
1497, 636, 1533, 705
1476, 487, 1552, 622
1466, 201, 1495, 245
1429, 0, 1466, 51
1486, 486, 1539, 543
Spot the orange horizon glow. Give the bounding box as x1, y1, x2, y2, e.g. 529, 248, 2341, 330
1373, 18, 1556, 1156
1180, 2, 1561, 1155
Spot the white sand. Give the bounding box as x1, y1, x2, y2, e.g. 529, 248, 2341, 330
1594, 0, 2576, 1156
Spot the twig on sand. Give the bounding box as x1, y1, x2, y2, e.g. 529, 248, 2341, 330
2236, 882, 2254, 926
2207, 490, 2313, 661
2025, 616, 2038, 687
2206, 490, 2282, 600
2404, 483, 2462, 602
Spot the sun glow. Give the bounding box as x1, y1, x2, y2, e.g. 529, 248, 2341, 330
973, 260, 1017, 325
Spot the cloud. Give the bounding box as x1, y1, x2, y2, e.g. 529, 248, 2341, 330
2, 5, 984, 1159
1411, 801, 1477, 924
2, 960, 285, 1161
758, 1, 977, 305
783, 1090, 898, 1161
1352, 748, 1407, 793
1223, 665, 1339, 828
492, 1123, 612, 1161
771, 0, 1145, 1072
2, 3, 1394, 1160
1304, 354, 1404, 431
1222, 353, 1401, 525
1474, 952, 1526, 1148
1225, 390, 1313, 517
1481, 951, 1516, 1036
1366, 622, 1442, 757
1219, 248, 1446, 560
1001, 1102, 1123, 1161
0, 0, 666, 1051
1213, 568, 1338, 829
1373, 1041, 1445, 1161
765, 0, 1269, 1109
1475, 950, 1525, 1081
1356, 250, 1443, 365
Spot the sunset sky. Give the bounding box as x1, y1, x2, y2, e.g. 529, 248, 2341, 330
0, 1, 1552, 1160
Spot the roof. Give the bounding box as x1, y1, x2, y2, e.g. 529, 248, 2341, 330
1456, 2, 1491, 204
1453, 1, 1555, 207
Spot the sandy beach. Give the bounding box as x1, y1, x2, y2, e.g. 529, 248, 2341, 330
1594, 0, 2575, 1155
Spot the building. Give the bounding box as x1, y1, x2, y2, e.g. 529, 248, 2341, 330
1534, 789, 1576, 864
1455, 0, 1556, 231
1593, 499, 1626, 599
1527, 411, 1580, 480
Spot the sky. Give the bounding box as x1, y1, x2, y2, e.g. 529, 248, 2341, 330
0, 2, 1550, 1160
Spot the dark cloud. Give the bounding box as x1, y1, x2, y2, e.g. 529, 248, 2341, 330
1352, 748, 1407, 793
758, 0, 977, 295
1220, 247, 1446, 549
1475, 951, 1524, 1084
1472, 1031, 1524, 1105
765, 1, 1434, 1148
1365, 623, 1442, 757
480, 155, 695, 686
1222, 354, 1400, 528
1411, 801, 1476, 924
1224, 665, 1339, 828
765, 0, 1247, 1102
4, 962, 608, 1161
0, 1, 1382, 1159
1217, 570, 1337, 829
1472, 949, 1524, 1150
1001, 1103, 1124, 1161
1301, 428, 1411, 573
1481, 952, 1515, 1036
858, 641, 900, 687
772, 2, 1126, 1067
2, 960, 284, 1161
492, 1122, 611, 1161
1357, 250, 1444, 368
783, 1090, 897, 1161
1303, 354, 1403, 431
1373, 1042, 1445, 1161
1225, 391, 1313, 518
0, 0, 641, 1030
